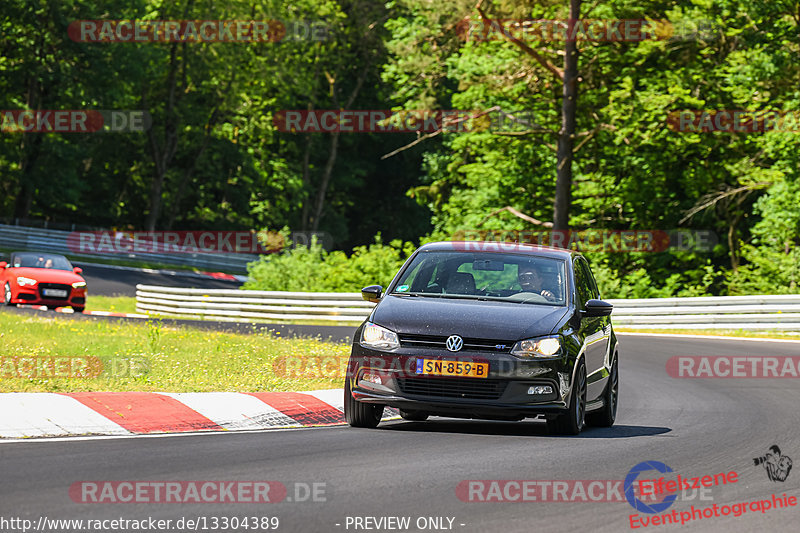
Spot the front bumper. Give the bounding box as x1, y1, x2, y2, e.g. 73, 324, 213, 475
12, 286, 86, 307
353, 389, 569, 420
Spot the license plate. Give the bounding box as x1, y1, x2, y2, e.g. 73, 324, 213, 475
42, 289, 68, 297
416, 359, 489, 378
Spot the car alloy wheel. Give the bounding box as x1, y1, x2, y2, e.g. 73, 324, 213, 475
574, 363, 587, 431
344, 379, 384, 428
3, 283, 12, 306
587, 356, 618, 428
547, 360, 586, 435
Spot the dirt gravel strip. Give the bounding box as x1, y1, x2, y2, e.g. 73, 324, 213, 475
17, 304, 150, 319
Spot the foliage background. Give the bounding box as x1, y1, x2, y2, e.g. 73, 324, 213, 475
2, 0, 798, 297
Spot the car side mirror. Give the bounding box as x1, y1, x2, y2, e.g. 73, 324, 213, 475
73, 267, 83, 274
361, 285, 383, 302
0, 262, 6, 269
583, 299, 613, 317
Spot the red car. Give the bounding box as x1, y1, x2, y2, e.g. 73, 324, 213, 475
1, 252, 87, 312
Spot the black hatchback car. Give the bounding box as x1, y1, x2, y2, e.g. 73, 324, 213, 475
344, 241, 619, 435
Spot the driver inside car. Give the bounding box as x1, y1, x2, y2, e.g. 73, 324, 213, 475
517, 266, 557, 302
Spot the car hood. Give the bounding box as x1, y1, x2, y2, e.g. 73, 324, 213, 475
371, 294, 570, 341
9, 267, 84, 285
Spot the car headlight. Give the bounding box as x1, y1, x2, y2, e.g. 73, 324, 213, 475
72, 281, 87, 288
17, 276, 37, 287
361, 322, 400, 350
510, 336, 562, 359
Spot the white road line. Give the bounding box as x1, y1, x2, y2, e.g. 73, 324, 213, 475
0, 424, 333, 444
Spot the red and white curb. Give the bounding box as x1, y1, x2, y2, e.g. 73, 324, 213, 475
0, 389, 397, 439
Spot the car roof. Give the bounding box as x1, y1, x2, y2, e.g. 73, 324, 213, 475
418, 241, 581, 260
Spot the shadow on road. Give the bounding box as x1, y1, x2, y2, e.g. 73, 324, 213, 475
380, 419, 671, 438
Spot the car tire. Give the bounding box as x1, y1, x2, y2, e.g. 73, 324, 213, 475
3, 283, 13, 306
72, 307, 86, 313
344, 379, 383, 428
547, 360, 586, 435
399, 410, 428, 421
587, 355, 618, 428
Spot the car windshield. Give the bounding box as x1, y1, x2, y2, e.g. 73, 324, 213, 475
11, 252, 74, 271
392, 250, 567, 306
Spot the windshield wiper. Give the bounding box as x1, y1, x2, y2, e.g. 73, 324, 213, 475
393, 292, 443, 298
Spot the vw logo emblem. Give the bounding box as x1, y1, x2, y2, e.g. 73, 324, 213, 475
446, 335, 464, 352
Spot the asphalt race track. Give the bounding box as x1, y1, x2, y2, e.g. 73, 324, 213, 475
1, 334, 799, 533
75, 262, 243, 296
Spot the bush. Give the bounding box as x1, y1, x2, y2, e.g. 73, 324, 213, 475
589, 257, 725, 299
244, 235, 416, 292
245, 232, 734, 298
728, 179, 800, 295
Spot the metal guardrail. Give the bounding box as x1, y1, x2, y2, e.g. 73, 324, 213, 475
135, 286, 800, 330
607, 295, 800, 330
0, 224, 257, 273
136, 285, 375, 322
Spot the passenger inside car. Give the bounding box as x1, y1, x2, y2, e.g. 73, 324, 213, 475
445, 272, 476, 294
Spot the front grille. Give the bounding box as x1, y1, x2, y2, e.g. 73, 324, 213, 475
38, 283, 71, 300
397, 377, 507, 400
398, 334, 513, 352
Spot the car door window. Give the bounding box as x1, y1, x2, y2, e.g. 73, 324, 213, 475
573, 259, 593, 309
579, 259, 600, 300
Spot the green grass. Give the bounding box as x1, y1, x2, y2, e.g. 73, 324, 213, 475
0, 312, 350, 393
85, 295, 138, 314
